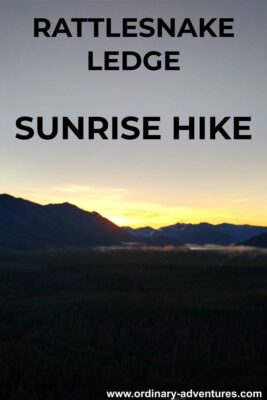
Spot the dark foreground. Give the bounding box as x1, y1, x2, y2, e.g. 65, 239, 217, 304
0, 249, 266, 399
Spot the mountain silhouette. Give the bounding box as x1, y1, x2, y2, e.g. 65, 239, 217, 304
0, 194, 130, 250
216, 223, 267, 242
241, 232, 267, 248
1, 194, 266, 250
125, 222, 267, 246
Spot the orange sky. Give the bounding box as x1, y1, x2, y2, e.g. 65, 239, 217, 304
2, 183, 267, 228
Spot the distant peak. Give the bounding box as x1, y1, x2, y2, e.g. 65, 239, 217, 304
46, 201, 78, 210
61, 202, 75, 207
0, 193, 15, 199
0, 194, 41, 208
46, 202, 100, 217
0, 193, 25, 202
92, 211, 101, 216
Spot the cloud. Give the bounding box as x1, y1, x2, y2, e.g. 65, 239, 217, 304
232, 197, 252, 204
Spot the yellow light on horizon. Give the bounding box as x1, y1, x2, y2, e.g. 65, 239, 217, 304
5, 185, 267, 229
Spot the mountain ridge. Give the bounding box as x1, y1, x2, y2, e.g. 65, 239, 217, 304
124, 222, 267, 246
0, 194, 129, 250
1, 194, 267, 249
241, 232, 267, 248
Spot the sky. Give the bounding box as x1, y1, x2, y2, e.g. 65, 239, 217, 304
0, 0, 267, 228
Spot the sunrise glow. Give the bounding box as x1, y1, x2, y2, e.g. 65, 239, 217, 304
3, 183, 267, 229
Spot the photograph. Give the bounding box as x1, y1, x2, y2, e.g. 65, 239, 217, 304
0, 1, 266, 399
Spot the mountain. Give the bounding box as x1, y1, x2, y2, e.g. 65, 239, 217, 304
0, 194, 130, 250
241, 232, 267, 248
125, 222, 267, 245
1, 194, 266, 250
216, 223, 267, 242
126, 226, 156, 238
125, 223, 235, 245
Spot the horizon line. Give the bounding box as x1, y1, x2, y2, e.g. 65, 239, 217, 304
1, 192, 266, 230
